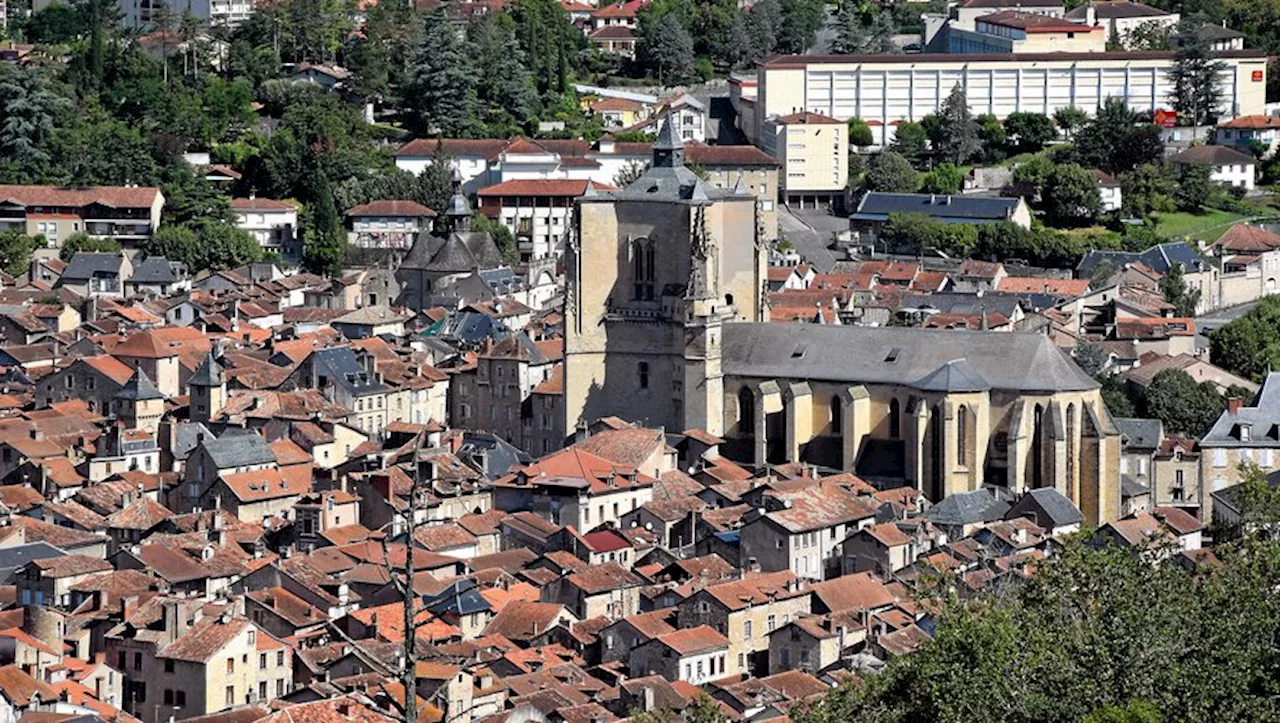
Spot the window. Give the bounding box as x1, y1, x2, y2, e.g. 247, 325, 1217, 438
696, 660, 704, 678
164, 659, 174, 673
226, 686, 235, 707
638, 362, 649, 390
738, 653, 745, 670
226, 657, 235, 674
767, 614, 776, 632
259, 681, 268, 700
1214, 448, 1227, 468
276, 679, 285, 696
134, 652, 142, 670
889, 399, 901, 438
176, 691, 186, 707
277, 651, 285, 666
165, 689, 174, 706
739, 388, 755, 435
132, 682, 146, 703
957, 405, 968, 466
632, 239, 655, 300
260, 653, 267, 670
118, 652, 126, 670
830, 396, 842, 434
744, 620, 753, 639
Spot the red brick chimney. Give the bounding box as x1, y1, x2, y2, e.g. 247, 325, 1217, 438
1228, 397, 1243, 415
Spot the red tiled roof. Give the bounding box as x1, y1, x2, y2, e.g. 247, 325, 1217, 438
0, 185, 160, 209
996, 276, 1091, 297
346, 199, 436, 217
1214, 223, 1280, 253
977, 10, 1099, 32
1218, 114, 1280, 130
231, 197, 295, 211
776, 112, 843, 125
655, 625, 728, 655
478, 179, 614, 197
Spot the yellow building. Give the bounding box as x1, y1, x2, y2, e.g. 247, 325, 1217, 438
758, 112, 848, 209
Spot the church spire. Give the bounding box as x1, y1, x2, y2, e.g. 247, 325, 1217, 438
653, 117, 685, 169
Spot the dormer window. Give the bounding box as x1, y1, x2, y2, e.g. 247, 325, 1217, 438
1238, 423, 1252, 442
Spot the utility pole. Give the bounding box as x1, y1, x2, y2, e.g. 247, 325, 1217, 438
393, 432, 427, 723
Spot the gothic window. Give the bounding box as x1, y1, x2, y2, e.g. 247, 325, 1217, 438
1033, 404, 1045, 488
638, 362, 650, 389
739, 388, 755, 435
632, 238, 655, 300
830, 396, 842, 434
889, 398, 901, 439
957, 405, 968, 467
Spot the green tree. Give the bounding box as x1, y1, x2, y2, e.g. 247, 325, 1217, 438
1209, 296, 1280, 381
641, 12, 697, 86
0, 65, 71, 169
865, 151, 919, 193
1099, 373, 1138, 418
189, 219, 264, 271
0, 230, 40, 276
935, 84, 979, 165
143, 225, 200, 268
1143, 368, 1226, 435
975, 113, 1007, 163
59, 233, 120, 261
1043, 162, 1102, 226
468, 14, 539, 135
1054, 106, 1089, 140
469, 212, 518, 264
890, 121, 927, 163
777, 0, 826, 53
1074, 339, 1112, 376
614, 159, 650, 187
1076, 97, 1166, 174
25, 4, 85, 44
880, 212, 978, 256
1012, 154, 1054, 199
405, 10, 479, 137
847, 117, 874, 148
1121, 162, 1178, 216
1159, 262, 1203, 316
1004, 111, 1058, 153
1170, 20, 1228, 130
1126, 19, 1174, 50
1174, 162, 1213, 211
1084, 700, 1163, 723
920, 162, 964, 194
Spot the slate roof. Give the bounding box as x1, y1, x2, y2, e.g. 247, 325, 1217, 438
0, 542, 65, 584
924, 489, 1010, 526
130, 257, 183, 284
423, 578, 492, 617
114, 367, 165, 401
201, 428, 277, 469
913, 358, 990, 392
722, 324, 1098, 392
1007, 488, 1084, 528
854, 192, 1024, 222
1114, 418, 1162, 450
589, 122, 750, 205
189, 351, 224, 387
399, 231, 503, 272
1202, 372, 1280, 447
311, 346, 388, 395
1076, 241, 1204, 276
61, 253, 125, 281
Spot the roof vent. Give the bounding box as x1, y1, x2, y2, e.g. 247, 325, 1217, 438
791, 343, 808, 359
884, 348, 902, 363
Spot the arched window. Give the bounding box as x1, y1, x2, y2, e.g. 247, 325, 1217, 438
830, 396, 842, 434
1066, 404, 1077, 499
739, 388, 755, 435
889, 399, 901, 439
638, 362, 650, 390
1033, 404, 1045, 488
957, 405, 968, 468
633, 239, 655, 300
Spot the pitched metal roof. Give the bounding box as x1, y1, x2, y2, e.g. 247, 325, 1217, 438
913, 358, 990, 392
721, 323, 1099, 392
854, 192, 1023, 222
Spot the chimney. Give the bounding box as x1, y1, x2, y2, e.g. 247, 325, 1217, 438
642, 686, 655, 712
1228, 397, 1243, 415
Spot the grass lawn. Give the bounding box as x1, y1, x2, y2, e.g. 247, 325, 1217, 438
1153, 208, 1252, 243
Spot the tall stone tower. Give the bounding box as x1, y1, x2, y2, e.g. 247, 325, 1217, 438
189, 351, 227, 423
564, 121, 765, 435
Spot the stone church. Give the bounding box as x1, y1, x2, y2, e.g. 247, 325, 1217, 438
564, 124, 1122, 524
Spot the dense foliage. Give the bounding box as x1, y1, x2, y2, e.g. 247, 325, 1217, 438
1210, 295, 1280, 382
790, 473, 1280, 722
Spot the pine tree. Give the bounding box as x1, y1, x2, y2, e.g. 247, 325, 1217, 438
935, 84, 980, 165
468, 15, 537, 132
1170, 20, 1227, 131
405, 9, 479, 136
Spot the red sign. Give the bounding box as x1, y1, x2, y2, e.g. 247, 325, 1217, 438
1154, 109, 1177, 128
1253, 70, 1265, 82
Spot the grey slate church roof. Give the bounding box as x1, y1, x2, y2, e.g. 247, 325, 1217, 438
189, 351, 224, 387
722, 324, 1098, 393
400, 231, 504, 272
